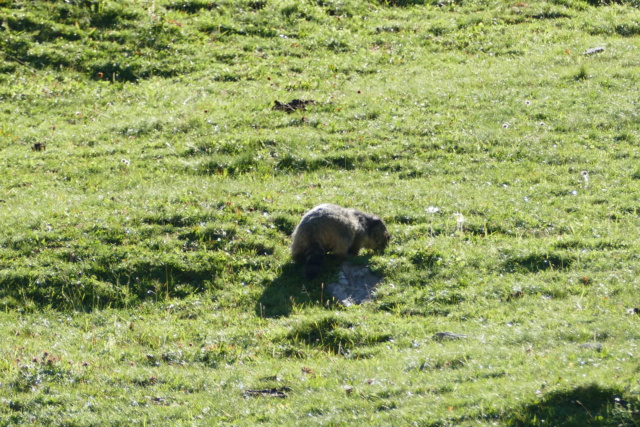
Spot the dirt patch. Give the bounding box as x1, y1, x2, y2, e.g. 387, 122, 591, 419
326, 263, 382, 306
273, 99, 316, 112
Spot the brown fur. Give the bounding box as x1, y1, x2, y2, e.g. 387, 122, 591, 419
291, 204, 390, 279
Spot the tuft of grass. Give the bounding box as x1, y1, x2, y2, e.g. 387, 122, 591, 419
574, 64, 590, 81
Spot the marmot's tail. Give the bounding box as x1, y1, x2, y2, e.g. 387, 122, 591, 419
304, 244, 324, 279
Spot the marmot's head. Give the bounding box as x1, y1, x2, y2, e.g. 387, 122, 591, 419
367, 217, 390, 251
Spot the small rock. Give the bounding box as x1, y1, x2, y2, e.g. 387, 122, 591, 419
583, 47, 605, 55
243, 387, 291, 398
326, 263, 382, 306
432, 332, 467, 341
273, 99, 316, 112
338, 272, 349, 286
578, 343, 603, 352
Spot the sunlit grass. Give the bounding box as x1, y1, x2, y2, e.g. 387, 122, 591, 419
0, 0, 639, 425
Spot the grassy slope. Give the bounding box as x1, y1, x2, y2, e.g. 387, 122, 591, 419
1, 0, 640, 425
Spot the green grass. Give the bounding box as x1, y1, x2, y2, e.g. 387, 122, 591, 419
1, 0, 640, 424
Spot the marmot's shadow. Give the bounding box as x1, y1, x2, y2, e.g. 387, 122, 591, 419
255, 258, 344, 318
255, 256, 380, 318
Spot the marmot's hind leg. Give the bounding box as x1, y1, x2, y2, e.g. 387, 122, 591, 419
304, 243, 325, 279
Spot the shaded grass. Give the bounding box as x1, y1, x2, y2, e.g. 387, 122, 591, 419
499, 384, 640, 426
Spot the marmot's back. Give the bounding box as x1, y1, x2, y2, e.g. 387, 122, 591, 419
291, 204, 389, 279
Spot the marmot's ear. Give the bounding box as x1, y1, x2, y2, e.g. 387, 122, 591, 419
370, 217, 384, 227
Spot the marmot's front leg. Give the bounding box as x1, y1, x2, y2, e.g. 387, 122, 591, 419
348, 245, 361, 256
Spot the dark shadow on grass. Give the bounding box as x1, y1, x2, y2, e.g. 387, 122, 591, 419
254, 263, 314, 318
495, 384, 639, 426
502, 251, 574, 274
255, 258, 343, 318
281, 313, 392, 356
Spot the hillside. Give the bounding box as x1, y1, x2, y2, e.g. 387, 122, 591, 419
1, 0, 640, 425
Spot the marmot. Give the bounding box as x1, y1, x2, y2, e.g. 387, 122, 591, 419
291, 204, 390, 279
